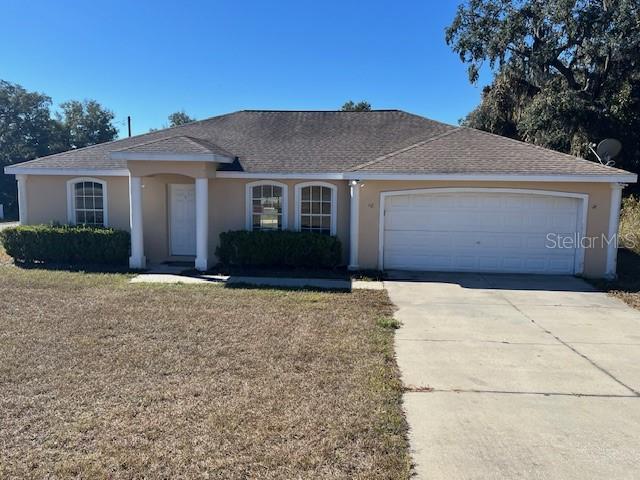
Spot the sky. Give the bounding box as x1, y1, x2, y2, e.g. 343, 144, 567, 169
1, 0, 491, 137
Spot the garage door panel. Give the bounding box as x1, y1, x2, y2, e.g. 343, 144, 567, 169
385, 255, 574, 274
388, 195, 410, 207
503, 235, 524, 249
387, 214, 578, 234
383, 191, 580, 275
384, 230, 576, 256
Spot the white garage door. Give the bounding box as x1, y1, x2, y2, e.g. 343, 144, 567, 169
382, 191, 582, 274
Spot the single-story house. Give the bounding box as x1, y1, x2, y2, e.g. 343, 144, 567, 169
4, 110, 636, 278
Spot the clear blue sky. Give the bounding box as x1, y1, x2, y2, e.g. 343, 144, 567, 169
1, 0, 490, 137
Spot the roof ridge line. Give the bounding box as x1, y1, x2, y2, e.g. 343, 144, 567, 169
240, 109, 402, 113
112, 133, 195, 151
183, 136, 235, 157
182, 135, 215, 149
349, 128, 461, 172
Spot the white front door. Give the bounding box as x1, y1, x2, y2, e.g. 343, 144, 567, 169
383, 191, 582, 275
170, 184, 196, 256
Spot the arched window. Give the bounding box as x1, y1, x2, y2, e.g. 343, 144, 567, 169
245, 181, 288, 231
66, 178, 108, 227
294, 182, 337, 236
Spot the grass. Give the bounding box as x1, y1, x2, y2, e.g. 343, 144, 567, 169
593, 198, 640, 310
619, 195, 640, 255
376, 316, 402, 330
0, 244, 11, 265
351, 270, 386, 282
0, 258, 411, 479
593, 248, 640, 310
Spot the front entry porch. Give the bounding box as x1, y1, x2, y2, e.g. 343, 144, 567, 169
128, 174, 211, 271
109, 135, 236, 271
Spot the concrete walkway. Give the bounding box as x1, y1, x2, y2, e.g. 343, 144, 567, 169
385, 272, 640, 479
131, 270, 382, 290
0, 221, 18, 231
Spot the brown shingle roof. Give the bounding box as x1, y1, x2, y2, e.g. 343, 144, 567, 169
6, 110, 633, 178
113, 135, 234, 158
351, 127, 632, 176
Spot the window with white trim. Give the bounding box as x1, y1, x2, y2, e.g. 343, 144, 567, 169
248, 182, 286, 231
296, 183, 336, 235
68, 179, 106, 227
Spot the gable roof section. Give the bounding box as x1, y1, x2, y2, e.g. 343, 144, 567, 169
4, 110, 635, 181
110, 135, 235, 162
350, 127, 632, 177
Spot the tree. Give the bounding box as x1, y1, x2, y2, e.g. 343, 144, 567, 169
56, 100, 118, 150
0, 81, 57, 217
0, 81, 118, 218
341, 100, 372, 111
446, 0, 640, 173
168, 110, 195, 127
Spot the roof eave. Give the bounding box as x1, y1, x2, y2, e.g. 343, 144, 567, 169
3, 165, 130, 176
342, 172, 638, 183
4, 165, 636, 183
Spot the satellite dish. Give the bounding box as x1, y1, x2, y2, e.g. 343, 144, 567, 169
596, 138, 622, 163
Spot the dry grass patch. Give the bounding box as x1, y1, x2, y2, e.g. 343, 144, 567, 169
594, 248, 640, 310
0, 244, 11, 265
0, 266, 410, 479
619, 195, 640, 255
593, 199, 640, 309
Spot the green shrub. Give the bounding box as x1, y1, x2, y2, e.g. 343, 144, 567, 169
216, 230, 342, 268
0, 225, 130, 265
619, 195, 640, 254
376, 317, 401, 329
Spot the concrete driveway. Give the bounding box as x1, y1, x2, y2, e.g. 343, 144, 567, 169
385, 273, 640, 479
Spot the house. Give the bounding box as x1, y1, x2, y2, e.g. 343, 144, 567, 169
4, 110, 636, 278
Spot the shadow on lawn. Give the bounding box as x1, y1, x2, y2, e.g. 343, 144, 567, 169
222, 281, 351, 294
10, 260, 134, 274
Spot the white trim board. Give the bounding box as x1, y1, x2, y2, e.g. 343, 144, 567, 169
16, 174, 28, 224
605, 183, 624, 278
217, 172, 345, 180
345, 172, 638, 183
5, 167, 131, 176
377, 187, 589, 275
221, 172, 637, 183
5, 166, 636, 183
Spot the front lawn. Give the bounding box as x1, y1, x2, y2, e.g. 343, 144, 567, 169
0, 262, 410, 478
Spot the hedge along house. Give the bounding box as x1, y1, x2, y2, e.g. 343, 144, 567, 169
4, 110, 637, 278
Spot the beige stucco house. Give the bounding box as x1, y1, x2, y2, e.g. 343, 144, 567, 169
4, 110, 636, 278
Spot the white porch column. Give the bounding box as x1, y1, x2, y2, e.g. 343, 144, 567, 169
129, 175, 146, 269
348, 180, 360, 270
195, 177, 209, 272
605, 182, 625, 279
16, 174, 28, 225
